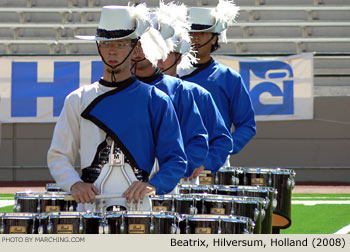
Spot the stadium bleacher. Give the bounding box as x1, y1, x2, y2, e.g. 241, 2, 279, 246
0, 0, 350, 184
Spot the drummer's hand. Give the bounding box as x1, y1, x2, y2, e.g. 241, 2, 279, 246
122, 182, 156, 203
70, 181, 99, 204
189, 165, 205, 180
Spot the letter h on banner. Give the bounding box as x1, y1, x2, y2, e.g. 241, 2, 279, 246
240, 61, 294, 116
11, 62, 79, 117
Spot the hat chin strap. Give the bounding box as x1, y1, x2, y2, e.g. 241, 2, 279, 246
130, 57, 147, 76
96, 40, 138, 83
161, 54, 181, 74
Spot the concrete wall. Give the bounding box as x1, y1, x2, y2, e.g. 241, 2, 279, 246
1, 96, 349, 184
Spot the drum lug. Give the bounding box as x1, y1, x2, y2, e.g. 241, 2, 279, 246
288, 178, 295, 190
37, 196, 41, 213
214, 173, 219, 185
47, 217, 53, 234
254, 208, 260, 222
149, 214, 155, 234
102, 222, 110, 234
231, 175, 237, 185
13, 203, 21, 212
268, 172, 272, 187
31, 215, 36, 234
185, 216, 190, 234
79, 215, 84, 234
231, 199, 235, 215
170, 223, 178, 234
120, 213, 126, 234
272, 198, 278, 210
69, 204, 74, 212
260, 209, 266, 221
218, 217, 222, 234
243, 171, 248, 185
38, 225, 43, 234
264, 197, 270, 210
189, 205, 197, 215
171, 196, 175, 212
249, 220, 255, 234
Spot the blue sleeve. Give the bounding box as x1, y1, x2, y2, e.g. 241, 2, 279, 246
202, 92, 233, 173
147, 89, 187, 194
174, 84, 209, 175
229, 73, 257, 154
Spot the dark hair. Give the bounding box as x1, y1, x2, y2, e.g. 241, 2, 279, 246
211, 34, 220, 52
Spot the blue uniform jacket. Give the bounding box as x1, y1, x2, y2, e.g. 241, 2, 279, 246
81, 76, 187, 194
181, 58, 256, 155
137, 70, 209, 173
182, 80, 233, 174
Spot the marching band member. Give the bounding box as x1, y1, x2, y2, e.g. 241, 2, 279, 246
179, 0, 256, 165
131, 4, 209, 186
47, 5, 187, 211
156, 1, 233, 181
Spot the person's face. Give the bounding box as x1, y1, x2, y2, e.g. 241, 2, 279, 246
131, 42, 152, 71
190, 32, 216, 60
98, 39, 134, 73
157, 52, 179, 77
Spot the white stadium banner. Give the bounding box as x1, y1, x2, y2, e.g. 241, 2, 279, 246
0, 54, 313, 123
214, 53, 314, 121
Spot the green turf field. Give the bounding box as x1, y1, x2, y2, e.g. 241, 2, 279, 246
1, 193, 350, 234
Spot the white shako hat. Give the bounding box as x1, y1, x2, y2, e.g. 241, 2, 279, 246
154, 1, 197, 70
76, 5, 150, 41
188, 0, 239, 42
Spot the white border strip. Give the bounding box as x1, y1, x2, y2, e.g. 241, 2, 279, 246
0, 200, 14, 208
334, 224, 350, 234
292, 200, 350, 205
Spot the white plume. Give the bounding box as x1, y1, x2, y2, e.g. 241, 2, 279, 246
129, 2, 151, 36
214, 0, 240, 43
177, 47, 198, 70
140, 27, 170, 67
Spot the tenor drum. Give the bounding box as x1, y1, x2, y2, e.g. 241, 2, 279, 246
179, 214, 253, 234
234, 167, 295, 229
38, 212, 101, 234
0, 213, 38, 234
214, 185, 277, 234
194, 194, 264, 234
104, 211, 179, 234
14, 192, 77, 213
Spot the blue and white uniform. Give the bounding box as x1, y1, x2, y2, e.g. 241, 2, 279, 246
180, 58, 256, 156
137, 70, 209, 174
181, 79, 233, 175
48, 76, 187, 195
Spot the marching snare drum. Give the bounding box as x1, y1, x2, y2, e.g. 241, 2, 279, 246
151, 195, 199, 215
14, 191, 77, 213
104, 211, 179, 234
0, 213, 38, 234
38, 212, 102, 234
179, 214, 253, 234
178, 184, 214, 194
234, 167, 295, 229
198, 167, 243, 185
